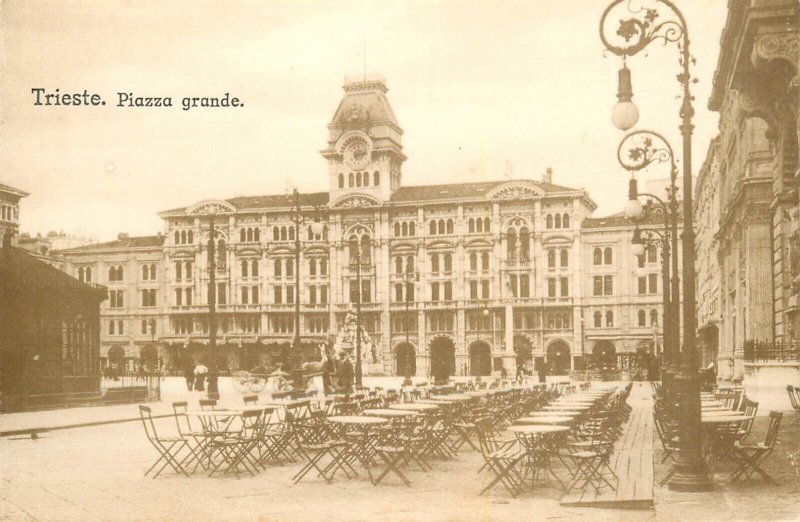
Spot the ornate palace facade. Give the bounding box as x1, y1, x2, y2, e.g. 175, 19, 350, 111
58, 75, 675, 377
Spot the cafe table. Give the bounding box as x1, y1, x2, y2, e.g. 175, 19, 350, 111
702, 410, 744, 418
700, 415, 753, 468
388, 403, 439, 412
430, 394, 472, 401
326, 416, 389, 479
544, 404, 591, 410
416, 399, 455, 405
363, 408, 417, 418
514, 416, 573, 425
507, 425, 571, 491
527, 411, 581, 418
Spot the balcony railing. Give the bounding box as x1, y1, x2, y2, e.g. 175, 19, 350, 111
744, 341, 800, 362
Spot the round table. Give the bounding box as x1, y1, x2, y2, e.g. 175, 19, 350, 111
464, 391, 494, 397
543, 404, 591, 411
526, 411, 581, 418
702, 410, 744, 417
430, 394, 472, 401
388, 403, 439, 412
701, 415, 752, 424
509, 424, 570, 435
327, 415, 389, 425
416, 399, 455, 405
363, 408, 417, 418
514, 416, 573, 425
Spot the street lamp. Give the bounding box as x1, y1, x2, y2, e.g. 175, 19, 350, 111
618, 129, 681, 400
601, 0, 711, 491
287, 188, 325, 390
349, 233, 371, 388
402, 269, 420, 386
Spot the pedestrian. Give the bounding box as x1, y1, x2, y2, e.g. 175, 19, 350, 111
183, 359, 195, 391
536, 359, 547, 384
194, 362, 208, 391
515, 355, 525, 382
337, 352, 354, 394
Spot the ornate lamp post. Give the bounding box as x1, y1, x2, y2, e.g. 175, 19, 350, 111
601, 0, 711, 491
287, 188, 326, 389
618, 130, 680, 399
402, 269, 420, 386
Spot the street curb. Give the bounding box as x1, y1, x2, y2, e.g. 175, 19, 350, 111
0, 413, 173, 438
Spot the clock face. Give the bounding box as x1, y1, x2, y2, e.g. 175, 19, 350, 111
345, 139, 370, 169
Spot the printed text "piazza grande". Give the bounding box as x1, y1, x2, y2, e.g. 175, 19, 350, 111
31, 89, 244, 110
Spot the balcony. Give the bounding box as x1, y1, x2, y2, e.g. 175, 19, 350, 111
504, 258, 533, 269
744, 341, 800, 362
542, 297, 573, 306
424, 300, 457, 310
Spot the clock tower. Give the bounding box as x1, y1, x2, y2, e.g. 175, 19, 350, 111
321, 74, 405, 205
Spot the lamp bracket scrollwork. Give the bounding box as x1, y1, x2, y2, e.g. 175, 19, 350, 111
599, 0, 687, 58
617, 129, 676, 174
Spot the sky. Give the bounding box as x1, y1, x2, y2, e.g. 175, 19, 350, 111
1, 0, 728, 241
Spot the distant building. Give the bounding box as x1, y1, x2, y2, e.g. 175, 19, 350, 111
17, 231, 94, 268
57, 75, 678, 380
0, 182, 28, 245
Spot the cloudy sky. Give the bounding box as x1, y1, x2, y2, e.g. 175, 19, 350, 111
1, 0, 727, 241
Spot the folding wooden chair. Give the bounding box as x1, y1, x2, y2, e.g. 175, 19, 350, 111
139, 405, 191, 478
372, 422, 413, 486
475, 417, 524, 497
787, 386, 800, 426
243, 394, 259, 406
730, 411, 783, 485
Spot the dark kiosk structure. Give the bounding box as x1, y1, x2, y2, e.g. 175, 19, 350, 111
1, 236, 107, 412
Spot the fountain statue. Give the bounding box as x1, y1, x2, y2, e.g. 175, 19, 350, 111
334, 310, 375, 364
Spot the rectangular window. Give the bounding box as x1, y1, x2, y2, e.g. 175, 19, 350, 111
444, 282, 452, 301
310, 285, 317, 305
217, 283, 226, 305
648, 273, 658, 294
320, 285, 328, 305
470, 281, 478, 300
274, 286, 282, 304
186, 288, 193, 306
251, 286, 258, 304
593, 276, 602, 296
638, 277, 647, 295
520, 274, 530, 298
548, 278, 556, 298
481, 280, 490, 299
431, 282, 440, 302
361, 280, 371, 303
286, 285, 294, 305
350, 280, 359, 303
108, 321, 115, 335
560, 277, 569, 297
509, 275, 518, 297
241, 287, 249, 304
603, 275, 613, 295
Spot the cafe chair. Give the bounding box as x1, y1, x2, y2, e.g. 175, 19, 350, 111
730, 411, 783, 485
139, 405, 191, 478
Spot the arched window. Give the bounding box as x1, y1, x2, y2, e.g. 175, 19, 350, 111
288, 227, 295, 241
606, 311, 614, 327
604, 247, 613, 265
251, 260, 258, 277
560, 248, 569, 268
594, 311, 602, 328
563, 213, 570, 228
394, 223, 401, 237
429, 221, 436, 235
356, 172, 362, 187
409, 222, 415, 236
217, 240, 227, 268
309, 258, 317, 276
78, 266, 84, 281
401, 222, 408, 237
174, 231, 180, 244
360, 235, 371, 265
444, 253, 452, 273
548, 249, 556, 268
108, 266, 115, 281
142, 264, 149, 280
406, 255, 414, 273
437, 220, 445, 235
650, 309, 659, 325
285, 258, 293, 277
519, 227, 530, 259
188, 231, 193, 243
320, 258, 328, 275
274, 259, 282, 277
338, 173, 344, 188
373, 172, 380, 185
273, 227, 279, 241
349, 172, 354, 187
280, 227, 287, 241
507, 229, 517, 260
247, 228, 254, 242
431, 254, 440, 273
546, 214, 553, 229
554, 214, 562, 228
395, 256, 403, 275
349, 236, 359, 264
470, 252, 478, 271
241, 260, 248, 277
446, 219, 454, 234
484, 217, 491, 232
593, 248, 602, 265
240, 229, 246, 242
481, 251, 489, 270
363, 172, 369, 186
468, 218, 475, 233
254, 228, 259, 242
638, 309, 646, 327
647, 245, 657, 263
180, 230, 187, 244
185, 261, 192, 279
